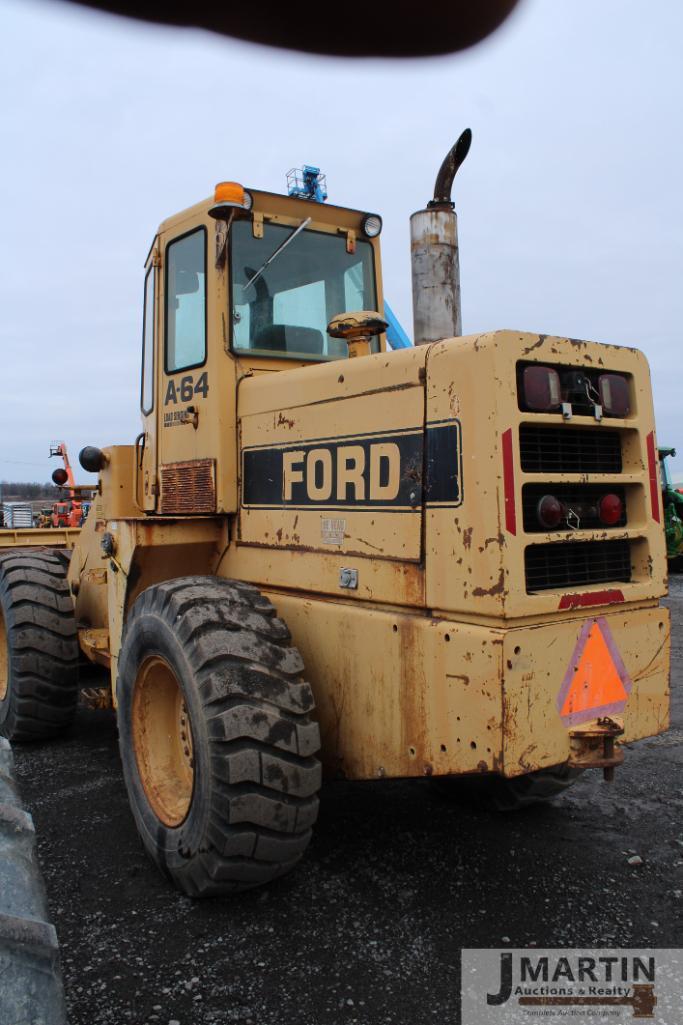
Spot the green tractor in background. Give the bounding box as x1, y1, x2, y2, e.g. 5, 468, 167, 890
659, 447, 683, 571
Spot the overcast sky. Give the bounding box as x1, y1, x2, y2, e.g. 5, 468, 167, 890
1, 0, 682, 486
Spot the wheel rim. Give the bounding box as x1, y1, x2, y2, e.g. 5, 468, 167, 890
0, 607, 8, 702
132, 656, 195, 827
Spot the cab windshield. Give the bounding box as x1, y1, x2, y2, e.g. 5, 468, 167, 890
230, 219, 378, 360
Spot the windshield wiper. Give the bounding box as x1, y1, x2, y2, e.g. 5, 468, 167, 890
243, 217, 312, 292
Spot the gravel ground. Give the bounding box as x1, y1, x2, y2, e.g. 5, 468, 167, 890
13, 583, 683, 1025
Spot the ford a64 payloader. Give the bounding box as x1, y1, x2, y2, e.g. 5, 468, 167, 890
0, 134, 670, 895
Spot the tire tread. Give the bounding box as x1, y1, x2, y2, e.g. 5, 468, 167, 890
118, 576, 321, 896
0, 553, 79, 742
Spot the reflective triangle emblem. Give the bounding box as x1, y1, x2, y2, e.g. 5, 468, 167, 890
557, 617, 632, 727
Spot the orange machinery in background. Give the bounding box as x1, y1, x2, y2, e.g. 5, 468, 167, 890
49, 442, 83, 528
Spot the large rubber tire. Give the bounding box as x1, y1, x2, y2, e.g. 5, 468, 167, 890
0, 551, 79, 742
0, 736, 66, 1024
116, 576, 321, 897
432, 763, 582, 812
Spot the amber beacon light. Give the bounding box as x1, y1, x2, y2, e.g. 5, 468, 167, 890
209, 181, 253, 219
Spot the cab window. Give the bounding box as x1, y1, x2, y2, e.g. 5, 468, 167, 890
230, 221, 378, 360
165, 228, 207, 372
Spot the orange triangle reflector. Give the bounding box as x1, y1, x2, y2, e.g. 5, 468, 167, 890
557, 618, 632, 726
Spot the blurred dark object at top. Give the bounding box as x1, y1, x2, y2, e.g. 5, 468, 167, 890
60, 0, 521, 57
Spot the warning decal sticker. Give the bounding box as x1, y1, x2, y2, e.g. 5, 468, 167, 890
556, 616, 633, 727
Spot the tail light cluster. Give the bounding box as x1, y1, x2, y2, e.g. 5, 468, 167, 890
536, 492, 624, 531
519, 364, 630, 418
516, 357, 635, 593
522, 483, 628, 534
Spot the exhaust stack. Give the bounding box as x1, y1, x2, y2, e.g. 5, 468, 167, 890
410, 129, 471, 346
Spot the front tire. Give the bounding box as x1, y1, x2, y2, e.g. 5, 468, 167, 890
0, 551, 79, 742
116, 576, 321, 897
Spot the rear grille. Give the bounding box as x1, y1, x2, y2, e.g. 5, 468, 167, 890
160, 459, 216, 514
522, 484, 627, 532
519, 425, 622, 474
525, 539, 631, 592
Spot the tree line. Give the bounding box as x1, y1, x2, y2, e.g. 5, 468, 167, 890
0, 482, 60, 501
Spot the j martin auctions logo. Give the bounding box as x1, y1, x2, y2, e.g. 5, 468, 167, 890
487, 952, 656, 1017
461, 949, 683, 1025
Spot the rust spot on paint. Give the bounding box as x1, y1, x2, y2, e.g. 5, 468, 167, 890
276, 412, 295, 429
472, 567, 505, 598
356, 537, 384, 553
478, 537, 500, 553
517, 744, 538, 772
463, 527, 473, 550
521, 333, 548, 355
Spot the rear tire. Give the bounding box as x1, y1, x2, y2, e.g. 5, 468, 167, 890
432, 764, 582, 811
0, 551, 79, 742
116, 576, 321, 897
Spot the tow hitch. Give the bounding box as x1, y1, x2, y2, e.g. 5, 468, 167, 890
568, 716, 625, 781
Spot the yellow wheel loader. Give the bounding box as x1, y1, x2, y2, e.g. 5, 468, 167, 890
0, 135, 670, 895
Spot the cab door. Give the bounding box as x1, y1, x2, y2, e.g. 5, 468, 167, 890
139, 239, 159, 511
154, 223, 220, 515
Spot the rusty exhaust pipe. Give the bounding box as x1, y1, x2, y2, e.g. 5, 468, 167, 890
410, 128, 472, 346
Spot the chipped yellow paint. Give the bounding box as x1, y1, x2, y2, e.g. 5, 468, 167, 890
266, 592, 504, 780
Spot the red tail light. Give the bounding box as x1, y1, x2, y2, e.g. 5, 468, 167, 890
598, 493, 623, 525
598, 373, 630, 417
522, 366, 562, 412
537, 494, 564, 529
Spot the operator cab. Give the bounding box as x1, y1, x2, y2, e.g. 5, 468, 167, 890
135, 172, 388, 513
